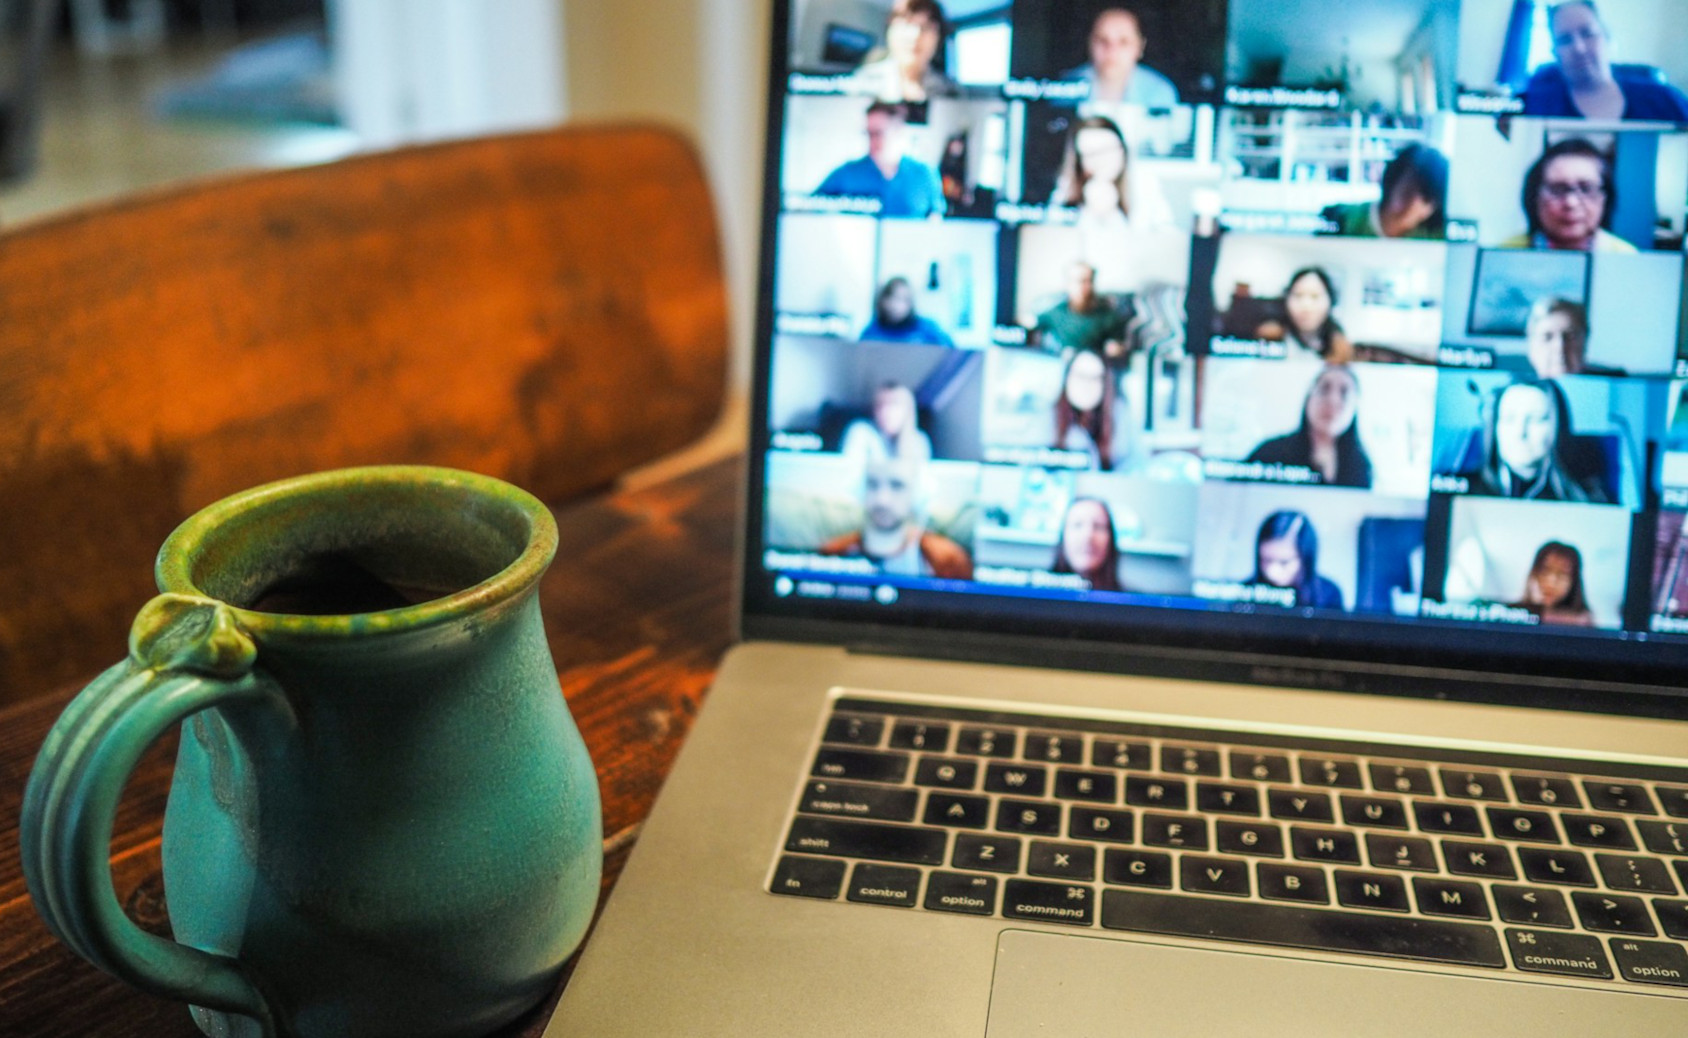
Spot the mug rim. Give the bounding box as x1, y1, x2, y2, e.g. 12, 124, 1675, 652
155, 465, 559, 639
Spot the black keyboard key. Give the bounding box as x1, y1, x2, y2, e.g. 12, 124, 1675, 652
952, 833, 1021, 873
1299, 756, 1364, 789
1583, 781, 1656, 815
1181, 855, 1251, 896
1054, 769, 1118, 803
1216, 820, 1285, 857
1003, 879, 1094, 926
1103, 848, 1174, 888
922, 792, 990, 829
984, 762, 1048, 797
1493, 885, 1573, 928
1125, 776, 1189, 810
1610, 938, 1688, 988
1413, 878, 1490, 920
1257, 863, 1329, 904
1366, 834, 1438, 872
1412, 801, 1484, 836
1443, 840, 1517, 879
823, 714, 885, 747
1028, 841, 1097, 881
1512, 774, 1582, 808
846, 863, 920, 907
770, 855, 846, 900
1231, 751, 1292, 784
1142, 812, 1208, 850
996, 798, 1061, 836
1161, 744, 1222, 777
1101, 890, 1504, 968
1195, 783, 1260, 815
1518, 847, 1597, 887
801, 780, 919, 823
1268, 789, 1334, 823
1024, 731, 1084, 763
1093, 739, 1151, 770
1595, 854, 1679, 895
1637, 820, 1688, 855
1572, 892, 1657, 935
1368, 763, 1436, 796
1506, 929, 1612, 979
1658, 786, 1688, 818
1341, 795, 1409, 830
1655, 899, 1688, 940
1677, 861, 1688, 894
1335, 870, 1410, 912
913, 756, 977, 790
924, 871, 996, 915
1487, 808, 1560, 844
785, 818, 946, 865
955, 726, 1016, 758
1069, 807, 1135, 843
889, 720, 950, 753
1441, 769, 1507, 801
1290, 826, 1361, 865
1563, 813, 1636, 850
811, 748, 909, 784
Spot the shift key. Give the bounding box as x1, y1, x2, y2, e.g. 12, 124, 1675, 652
786, 817, 947, 865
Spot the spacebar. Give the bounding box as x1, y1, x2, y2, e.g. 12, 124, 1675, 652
1101, 890, 1505, 968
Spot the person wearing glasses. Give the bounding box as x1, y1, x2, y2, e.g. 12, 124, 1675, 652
1500, 139, 1636, 253
1521, 2, 1688, 121
851, 0, 959, 103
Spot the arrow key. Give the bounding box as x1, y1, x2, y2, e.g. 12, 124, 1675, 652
1572, 891, 1658, 935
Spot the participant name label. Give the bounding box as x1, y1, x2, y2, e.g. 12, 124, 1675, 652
771, 431, 824, 452
1004, 78, 1091, 101
1211, 337, 1289, 359
1220, 210, 1336, 235
1455, 92, 1525, 115
985, 446, 1094, 469
1420, 600, 1539, 624
1203, 459, 1321, 485
784, 193, 882, 216
777, 313, 855, 338
1224, 86, 1341, 109
1438, 346, 1495, 369
788, 73, 855, 94
994, 202, 1078, 226
976, 566, 1092, 591
1193, 580, 1296, 608
1650, 615, 1688, 634
764, 550, 878, 576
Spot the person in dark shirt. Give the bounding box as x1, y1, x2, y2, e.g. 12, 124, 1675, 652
859, 277, 954, 345
1245, 364, 1373, 488
1032, 261, 1130, 363
815, 102, 946, 218
1249, 510, 1345, 611
1521, 2, 1688, 121
1457, 379, 1609, 503
1252, 268, 1354, 363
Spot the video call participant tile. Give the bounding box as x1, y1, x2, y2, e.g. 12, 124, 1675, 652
1007, 1, 1225, 107
786, 0, 1016, 99
979, 347, 1149, 474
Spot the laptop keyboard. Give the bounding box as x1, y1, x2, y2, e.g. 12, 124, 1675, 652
768, 695, 1688, 991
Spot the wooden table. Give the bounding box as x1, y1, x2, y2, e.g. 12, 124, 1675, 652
0, 455, 743, 1037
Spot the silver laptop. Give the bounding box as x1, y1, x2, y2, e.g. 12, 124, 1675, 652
550, 1, 1688, 1031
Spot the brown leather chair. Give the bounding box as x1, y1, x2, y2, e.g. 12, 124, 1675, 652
0, 125, 729, 703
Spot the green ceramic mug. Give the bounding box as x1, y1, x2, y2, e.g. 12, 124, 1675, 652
20, 466, 603, 1038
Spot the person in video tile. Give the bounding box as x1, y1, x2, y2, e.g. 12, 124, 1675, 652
851, 0, 959, 103
840, 381, 934, 465
1250, 510, 1344, 611
1510, 540, 1595, 626
1521, 2, 1688, 122
1061, 7, 1178, 108
859, 276, 955, 345
1051, 496, 1123, 592
1524, 297, 1620, 377
1320, 145, 1449, 240
1252, 268, 1355, 363
1245, 365, 1374, 489
814, 102, 946, 218
1054, 350, 1133, 471
1458, 379, 1610, 503
819, 456, 973, 578
1054, 114, 1175, 228
1501, 139, 1633, 253
1032, 261, 1131, 363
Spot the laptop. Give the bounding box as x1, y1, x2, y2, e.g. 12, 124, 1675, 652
549, 0, 1688, 1031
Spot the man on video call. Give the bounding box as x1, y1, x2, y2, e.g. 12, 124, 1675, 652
814, 102, 947, 217
1062, 7, 1179, 108
819, 456, 973, 579
1522, 1, 1688, 121
1031, 261, 1131, 364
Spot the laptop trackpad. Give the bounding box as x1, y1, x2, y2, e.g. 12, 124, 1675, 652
986, 930, 1683, 1036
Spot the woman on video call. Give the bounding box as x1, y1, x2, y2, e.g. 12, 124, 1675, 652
1510, 540, 1596, 626
1051, 496, 1123, 592
1248, 510, 1345, 611
1320, 144, 1449, 240
850, 0, 958, 103
1252, 268, 1355, 363
1245, 364, 1374, 489
1458, 379, 1610, 503
1521, 1, 1688, 122
860, 277, 955, 345
1502, 139, 1636, 253
1054, 114, 1178, 291
1053, 350, 1137, 471
840, 381, 933, 466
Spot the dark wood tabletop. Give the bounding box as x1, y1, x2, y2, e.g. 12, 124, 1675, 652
0, 454, 743, 1038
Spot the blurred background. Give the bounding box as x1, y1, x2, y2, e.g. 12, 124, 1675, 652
0, 0, 768, 399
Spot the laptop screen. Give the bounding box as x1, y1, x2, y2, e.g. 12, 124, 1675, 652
743, 0, 1688, 698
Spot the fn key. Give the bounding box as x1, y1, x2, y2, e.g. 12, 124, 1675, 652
770, 855, 845, 900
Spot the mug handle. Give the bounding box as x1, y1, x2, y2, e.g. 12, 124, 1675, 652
21, 594, 291, 1038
